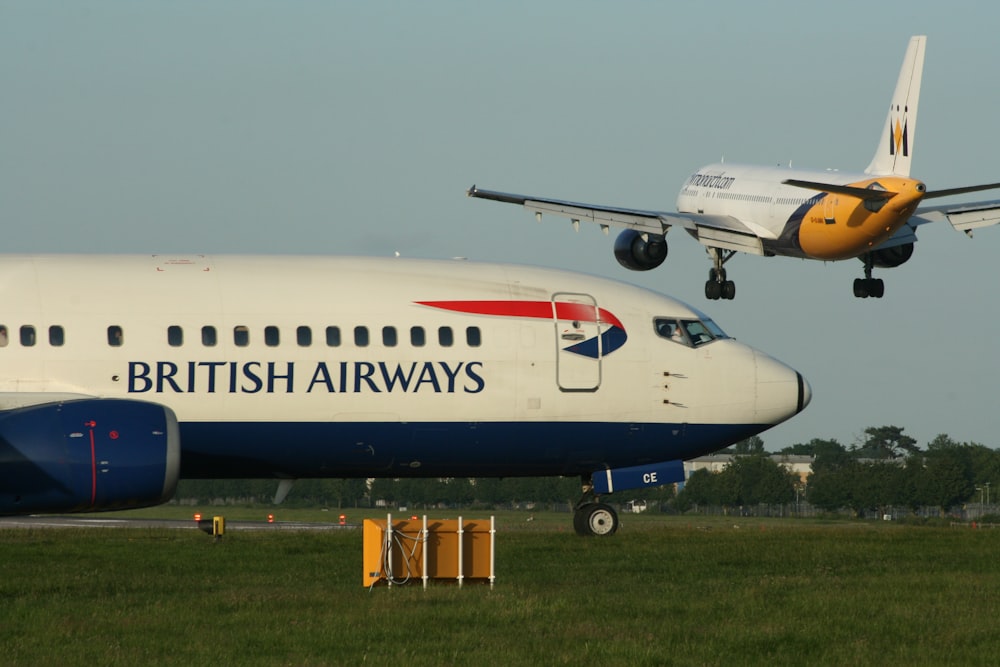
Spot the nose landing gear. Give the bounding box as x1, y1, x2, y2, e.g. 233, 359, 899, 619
573, 478, 619, 536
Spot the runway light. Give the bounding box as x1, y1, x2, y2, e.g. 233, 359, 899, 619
194, 513, 202, 522
339, 514, 346, 525
267, 514, 274, 523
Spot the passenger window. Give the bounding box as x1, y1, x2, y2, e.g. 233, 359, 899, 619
265, 326, 280, 347
202, 326, 217, 347
0, 325, 8, 347
466, 326, 482, 347
354, 326, 369, 347
168, 325, 183, 347
410, 326, 426, 347
438, 326, 454, 347
297, 326, 312, 347
49, 325, 65, 347
108, 325, 124, 347
20, 325, 36, 347
382, 326, 397, 347
234, 325, 250, 347
326, 326, 341, 347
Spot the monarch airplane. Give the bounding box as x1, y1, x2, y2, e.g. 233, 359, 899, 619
0, 255, 809, 535
468, 36, 1000, 299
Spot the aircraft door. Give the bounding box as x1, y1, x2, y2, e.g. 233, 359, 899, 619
552, 292, 601, 392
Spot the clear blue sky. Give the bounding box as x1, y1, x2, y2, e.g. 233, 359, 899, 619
2, 1, 999, 451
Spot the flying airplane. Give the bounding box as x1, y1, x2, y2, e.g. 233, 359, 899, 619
468, 36, 1000, 299
0, 255, 809, 535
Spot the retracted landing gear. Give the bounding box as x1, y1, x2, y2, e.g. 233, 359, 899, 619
705, 247, 736, 300
853, 253, 885, 298
573, 477, 619, 536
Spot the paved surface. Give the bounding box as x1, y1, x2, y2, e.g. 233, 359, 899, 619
0, 515, 359, 531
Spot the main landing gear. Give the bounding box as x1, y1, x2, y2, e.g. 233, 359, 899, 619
853, 253, 885, 298
705, 247, 736, 300
573, 477, 619, 536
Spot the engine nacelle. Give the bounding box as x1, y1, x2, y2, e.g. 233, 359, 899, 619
0, 399, 180, 515
868, 242, 914, 268
614, 229, 668, 271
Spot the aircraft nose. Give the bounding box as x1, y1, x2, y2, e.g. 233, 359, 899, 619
753, 350, 811, 424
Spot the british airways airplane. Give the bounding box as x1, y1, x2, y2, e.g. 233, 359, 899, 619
469, 36, 1000, 300
0, 255, 809, 535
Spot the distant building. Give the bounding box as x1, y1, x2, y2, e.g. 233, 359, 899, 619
684, 454, 814, 485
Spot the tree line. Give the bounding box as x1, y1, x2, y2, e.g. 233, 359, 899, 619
174, 426, 1000, 516
678, 427, 1000, 516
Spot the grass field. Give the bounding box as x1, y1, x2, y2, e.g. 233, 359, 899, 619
2, 510, 1000, 666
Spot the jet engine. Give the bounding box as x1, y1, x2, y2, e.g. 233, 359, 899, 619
0, 398, 180, 515
868, 242, 914, 268
613, 229, 668, 271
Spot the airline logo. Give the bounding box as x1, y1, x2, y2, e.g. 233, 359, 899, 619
890, 111, 909, 157
417, 300, 628, 358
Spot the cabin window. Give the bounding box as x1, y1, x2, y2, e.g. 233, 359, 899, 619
438, 326, 454, 347
168, 325, 183, 347
382, 326, 397, 347
297, 326, 312, 347
108, 325, 124, 347
202, 326, 217, 347
410, 326, 426, 347
325, 326, 341, 347
354, 326, 369, 347
234, 325, 250, 347
20, 325, 36, 347
265, 326, 280, 347
0, 325, 8, 347
466, 326, 482, 347
48, 325, 65, 347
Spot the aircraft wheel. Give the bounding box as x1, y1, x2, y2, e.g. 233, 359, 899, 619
705, 281, 722, 300
871, 278, 885, 298
575, 502, 618, 537
853, 278, 869, 298
722, 280, 736, 300
572, 504, 592, 535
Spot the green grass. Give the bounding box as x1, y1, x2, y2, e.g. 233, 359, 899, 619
2, 514, 1000, 666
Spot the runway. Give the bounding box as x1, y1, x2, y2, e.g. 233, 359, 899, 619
0, 515, 359, 531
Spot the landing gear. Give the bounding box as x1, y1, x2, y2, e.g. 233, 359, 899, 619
572, 478, 619, 536
854, 254, 885, 298
704, 248, 736, 300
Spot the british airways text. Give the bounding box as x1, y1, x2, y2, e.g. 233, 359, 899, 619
127, 360, 486, 394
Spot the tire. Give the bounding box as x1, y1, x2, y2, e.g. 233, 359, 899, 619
581, 503, 618, 537
871, 278, 885, 298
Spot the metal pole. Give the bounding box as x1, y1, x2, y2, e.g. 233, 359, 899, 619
457, 515, 464, 588
422, 514, 428, 590
386, 512, 393, 588
489, 515, 496, 590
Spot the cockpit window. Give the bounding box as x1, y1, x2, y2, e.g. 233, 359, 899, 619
654, 317, 728, 347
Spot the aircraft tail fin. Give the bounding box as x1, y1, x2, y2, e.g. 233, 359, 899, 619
865, 35, 926, 177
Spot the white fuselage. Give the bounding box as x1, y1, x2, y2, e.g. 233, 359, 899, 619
0, 255, 808, 479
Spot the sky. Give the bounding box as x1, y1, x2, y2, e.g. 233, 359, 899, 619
2, 1, 999, 452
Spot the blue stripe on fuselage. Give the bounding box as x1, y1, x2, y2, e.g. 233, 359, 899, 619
177, 420, 766, 479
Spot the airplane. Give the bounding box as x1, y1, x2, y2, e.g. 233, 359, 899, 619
468, 36, 1000, 300
0, 254, 810, 535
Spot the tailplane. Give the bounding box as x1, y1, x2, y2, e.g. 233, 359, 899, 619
865, 35, 926, 177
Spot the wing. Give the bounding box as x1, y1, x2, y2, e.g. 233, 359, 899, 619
467, 186, 767, 255
912, 198, 1000, 236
